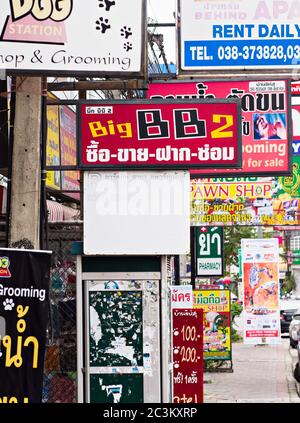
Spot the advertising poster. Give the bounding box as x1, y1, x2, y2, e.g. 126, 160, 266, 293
60, 106, 80, 200
0, 248, 51, 403
0, 0, 145, 75
178, 0, 300, 72
193, 290, 231, 360
241, 239, 280, 345
148, 80, 291, 176
190, 177, 300, 226
79, 99, 242, 169
46, 105, 60, 190
172, 309, 203, 403
189, 97, 300, 226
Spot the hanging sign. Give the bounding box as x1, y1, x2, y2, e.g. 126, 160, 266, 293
0, 0, 146, 76
196, 227, 224, 276
79, 99, 242, 169
0, 248, 51, 403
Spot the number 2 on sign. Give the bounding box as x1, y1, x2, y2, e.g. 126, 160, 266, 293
211, 115, 233, 139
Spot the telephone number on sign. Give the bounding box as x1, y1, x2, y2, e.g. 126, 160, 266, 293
218, 44, 300, 62
184, 39, 300, 67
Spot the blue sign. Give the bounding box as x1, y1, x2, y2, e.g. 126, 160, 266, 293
179, 0, 300, 71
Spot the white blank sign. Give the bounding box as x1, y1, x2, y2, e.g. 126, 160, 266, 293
84, 171, 190, 255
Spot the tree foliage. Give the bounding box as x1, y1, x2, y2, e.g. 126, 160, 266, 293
224, 226, 256, 270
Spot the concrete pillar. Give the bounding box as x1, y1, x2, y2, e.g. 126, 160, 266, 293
9, 77, 42, 249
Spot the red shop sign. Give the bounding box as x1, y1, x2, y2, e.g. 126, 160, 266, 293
78, 99, 242, 169
148, 80, 291, 176
172, 308, 203, 403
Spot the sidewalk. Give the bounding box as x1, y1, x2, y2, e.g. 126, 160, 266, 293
204, 337, 300, 403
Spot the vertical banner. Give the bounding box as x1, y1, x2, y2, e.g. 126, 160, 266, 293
46, 105, 60, 190
196, 227, 223, 276
0, 80, 8, 169
241, 239, 280, 345
172, 309, 203, 403
60, 105, 80, 200
193, 290, 231, 360
0, 248, 51, 403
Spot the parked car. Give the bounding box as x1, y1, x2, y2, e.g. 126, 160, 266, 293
289, 308, 300, 348
293, 332, 300, 383
280, 300, 300, 334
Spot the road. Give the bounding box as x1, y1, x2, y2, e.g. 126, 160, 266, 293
204, 336, 300, 403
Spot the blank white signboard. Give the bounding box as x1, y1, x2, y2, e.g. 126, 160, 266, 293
84, 171, 190, 255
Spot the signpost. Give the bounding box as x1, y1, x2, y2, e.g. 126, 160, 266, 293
196, 227, 224, 277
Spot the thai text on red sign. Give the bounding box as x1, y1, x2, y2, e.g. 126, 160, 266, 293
79, 100, 242, 169
172, 309, 203, 403
148, 80, 290, 175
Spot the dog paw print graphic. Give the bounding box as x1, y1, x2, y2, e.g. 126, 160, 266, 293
120, 26, 132, 39
98, 0, 116, 11
96, 17, 111, 34
124, 42, 132, 52
3, 298, 15, 311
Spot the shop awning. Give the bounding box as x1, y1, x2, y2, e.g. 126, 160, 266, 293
47, 199, 79, 222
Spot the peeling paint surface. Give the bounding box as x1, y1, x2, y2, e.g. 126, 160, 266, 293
89, 291, 143, 367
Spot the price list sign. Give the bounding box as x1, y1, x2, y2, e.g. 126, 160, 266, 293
172, 309, 203, 403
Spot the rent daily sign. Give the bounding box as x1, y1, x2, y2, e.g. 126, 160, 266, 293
78, 99, 242, 169
179, 0, 300, 71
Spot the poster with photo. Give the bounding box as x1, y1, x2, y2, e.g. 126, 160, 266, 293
241, 239, 280, 345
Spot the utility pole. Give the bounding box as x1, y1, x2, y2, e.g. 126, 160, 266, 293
8, 77, 42, 249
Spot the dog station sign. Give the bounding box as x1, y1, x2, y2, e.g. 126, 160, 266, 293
78, 99, 242, 169
0, 0, 146, 76
178, 0, 300, 72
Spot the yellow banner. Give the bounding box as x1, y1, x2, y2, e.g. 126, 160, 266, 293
191, 179, 273, 201
46, 106, 60, 190
193, 290, 231, 360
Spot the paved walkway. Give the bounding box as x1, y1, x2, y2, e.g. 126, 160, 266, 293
204, 337, 300, 403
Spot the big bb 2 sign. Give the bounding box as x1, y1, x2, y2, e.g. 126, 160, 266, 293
78, 99, 242, 169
